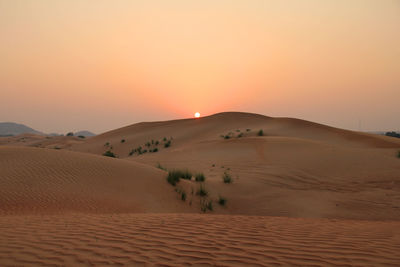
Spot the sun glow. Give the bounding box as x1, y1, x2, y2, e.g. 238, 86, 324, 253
194, 112, 201, 118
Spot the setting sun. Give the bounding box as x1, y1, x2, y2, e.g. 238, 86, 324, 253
194, 112, 201, 118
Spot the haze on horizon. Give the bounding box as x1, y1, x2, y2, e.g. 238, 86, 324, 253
1, 0, 399, 134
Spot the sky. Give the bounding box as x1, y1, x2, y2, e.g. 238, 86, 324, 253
1, 0, 399, 134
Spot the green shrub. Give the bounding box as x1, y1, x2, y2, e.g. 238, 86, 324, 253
258, 129, 264, 136
237, 133, 244, 138
78, 135, 85, 139
181, 191, 186, 201
195, 173, 205, 182
153, 148, 158, 152
164, 140, 171, 148
167, 170, 192, 186
103, 150, 116, 158
206, 200, 213, 211
145, 142, 151, 147
197, 185, 208, 197
218, 196, 226, 206
224, 135, 231, 139
121, 139, 125, 143
156, 162, 167, 171
155, 140, 159, 145
129, 149, 135, 156
66, 132, 74, 136
163, 137, 167, 142
104, 142, 110, 147
222, 172, 232, 183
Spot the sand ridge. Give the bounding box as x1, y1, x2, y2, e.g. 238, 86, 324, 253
0, 214, 399, 266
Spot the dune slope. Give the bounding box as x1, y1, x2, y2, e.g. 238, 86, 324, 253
0, 146, 190, 214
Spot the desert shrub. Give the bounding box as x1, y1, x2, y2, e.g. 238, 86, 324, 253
212, 164, 215, 167
181, 191, 186, 201
222, 172, 232, 183
142, 149, 147, 153
218, 196, 226, 206
164, 140, 171, 148
167, 170, 192, 185
78, 135, 85, 139
103, 150, 116, 158
398, 151, 400, 158
206, 200, 213, 211
152, 148, 158, 153
155, 140, 159, 145
145, 142, 151, 147
104, 142, 110, 147
156, 162, 167, 171
197, 184, 208, 197
195, 173, 205, 182
246, 129, 251, 132
129, 149, 135, 156
236, 129, 240, 132
386, 131, 400, 138
258, 129, 264, 136
163, 137, 167, 141
66, 132, 74, 136
121, 139, 125, 143
224, 135, 231, 139
237, 133, 244, 138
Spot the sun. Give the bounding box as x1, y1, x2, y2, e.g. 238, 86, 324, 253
194, 112, 201, 118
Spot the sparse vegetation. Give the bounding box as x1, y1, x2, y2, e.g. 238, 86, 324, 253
181, 191, 187, 201
66, 132, 74, 136
197, 184, 208, 197
206, 200, 213, 211
246, 128, 251, 132
164, 140, 171, 148
103, 150, 116, 158
78, 135, 85, 139
398, 151, 400, 158
121, 139, 125, 143
163, 137, 167, 142
222, 171, 232, 183
218, 196, 227, 206
237, 133, 244, 138
104, 142, 110, 147
258, 129, 264, 136
386, 131, 400, 138
156, 162, 167, 171
212, 164, 215, 167
195, 173, 205, 182
166, 170, 192, 186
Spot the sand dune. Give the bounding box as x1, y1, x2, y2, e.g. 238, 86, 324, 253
0, 146, 190, 214
0, 214, 399, 266
1, 112, 400, 266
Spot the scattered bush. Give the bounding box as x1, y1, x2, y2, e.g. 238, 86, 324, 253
197, 185, 208, 197
163, 137, 167, 142
222, 172, 232, 183
218, 196, 227, 206
155, 140, 159, 145
121, 139, 125, 143
145, 142, 151, 147
258, 129, 264, 136
156, 162, 167, 171
151, 148, 159, 153
164, 140, 171, 148
206, 200, 213, 211
103, 150, 116, 158
167, 170, 192, 186
386, 131, 400, 138
66, 132, 74, 136
195, 173, 205, 182
181, 191, 186, 201
236, 129, 240, 132
104, 142, 110, 147
237, 133, 244, 138
78, 135, 85, 139
224, 135, 231, 139
212, 164, 215, 167
129, 149, 135, 156
246, 129, 251, 132
398, 151, 400, 158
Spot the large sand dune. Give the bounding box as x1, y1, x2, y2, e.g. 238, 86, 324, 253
1, 112, 400, 266
0, 146, 190, 214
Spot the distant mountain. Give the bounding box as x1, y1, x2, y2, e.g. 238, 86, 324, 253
0, 122, 44, 136
75, 130, 96, 137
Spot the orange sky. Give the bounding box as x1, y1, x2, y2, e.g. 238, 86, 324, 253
1, 0, 399, 133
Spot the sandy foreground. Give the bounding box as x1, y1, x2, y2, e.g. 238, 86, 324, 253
1, 214, 399, 267
1, 112, 400, 266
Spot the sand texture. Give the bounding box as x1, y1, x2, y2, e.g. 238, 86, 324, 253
1, 112, 400, 266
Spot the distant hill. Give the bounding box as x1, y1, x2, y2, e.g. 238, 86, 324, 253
75, 130, 96, 137
0, 122, 43, 136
